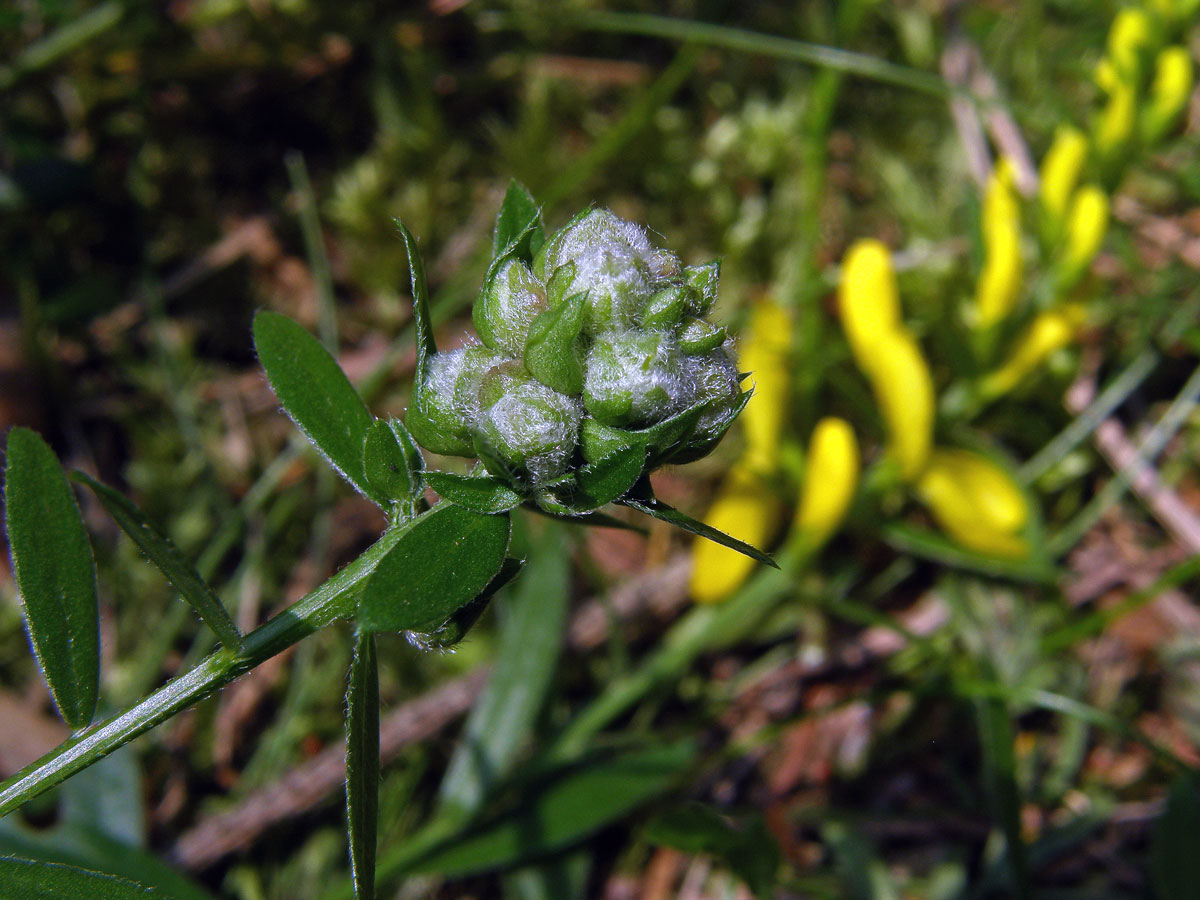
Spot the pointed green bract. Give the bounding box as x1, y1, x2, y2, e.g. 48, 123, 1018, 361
395, 219, 437, 380
425, 471, 523, 514
524, 290, 586, 395
4, 427, 99, 728
573, 445, 647, 511
493, 179, 544, 261
346, 630, 380, 900
253, 310, 374, 498
363, 418, 424, 509
72, 471, 242, 652
358, 504, 512, 634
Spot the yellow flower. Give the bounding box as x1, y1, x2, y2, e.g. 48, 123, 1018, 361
916, 448, 1030, 558
1107, 7, 1154, 83
979, 304, 1085, 398
839, 238, 902, 373
869, 329, 935, 482
1056, 185, 1110, 290
738, 300, 793, 474
793, 417, 859, 551
1094, 81, 1136, 164
1141, 46, 1194, 144
1038, 126, 1089, 239
974, 159, 1024, 328
690, 466, 784, 603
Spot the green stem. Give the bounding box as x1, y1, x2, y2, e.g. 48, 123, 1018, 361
0, 523, 408, 819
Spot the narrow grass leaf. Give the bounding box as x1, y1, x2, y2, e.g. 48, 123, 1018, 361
619, 485, 777, 568
346, 631, 380, 900
974, 696, 1030, 899
359, 505, 511, 633
4, 427, 99, 728
437, 527, 570, 820
493, 180, 544, 260
406, 742, 694, 878
1152, 772, 1200, 900
253, 311, 374, 499
644, 804, 780, 897
880, 522, 1056, 583
71, 472, 241, 652
425, 472, 523, 514
0, 856, 184, 900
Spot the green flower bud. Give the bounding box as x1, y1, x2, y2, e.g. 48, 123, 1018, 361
641, 285, 692, 329
475, 366, 581, 486
682, 260, 720, 316
473, 258, 547, 356
682, 349, 741, 446
406, 344, 507, 457
583, 330, 693, 427
677, 316, 726, 354
535, 208, 657, 333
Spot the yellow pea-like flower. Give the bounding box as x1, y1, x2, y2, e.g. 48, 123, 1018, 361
869, 330, 935, 482
975, 159, 1024, 328
1038, 126, 1089, 237
979, 304, 1086, 398
1095, 81, 1136, 164
839, 238, 902, 373
738, 300, 793, 474
793, 417, 859, 551
690, 466, 784, 604
1141, 46, 1194, 144
916, 448, 1030, 559
1107, 7, 1154, 83
1056, 185, 1110, 290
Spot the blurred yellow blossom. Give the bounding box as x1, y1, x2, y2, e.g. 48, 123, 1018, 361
793, 417, 859, 551
1056, 185, 1110, 290
1038, 126, 1089, 240
1107, 7, 1154, 82
738, 300, 793, 474
1141, 46, 1194, 143
868, 329, 935, 482
1095, 81, 1136, 164
916, 448, 1030, 559
979, 304, 1085, 398
690, 465, 784, 603
975, 160, 1023, 327
839, 238, 902, 373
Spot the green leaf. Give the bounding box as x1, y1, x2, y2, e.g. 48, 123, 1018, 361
253, 311, 375, 499
362, 419, 424, 508
394, 220, 436, 379
437, 527, 570, 821
3, 427, 99, 728
409, 557, 525, 650
493, 179, 544, 260
618, 480, 777, 568
406, 742, 694, 878
71, 472, 242, 652
425, 472, 523, 515
880, 522, 1056, 583
523, 291, 586, 395
644, 804, 780, 897
1152, 772, 1200, 900
0, 857, 185, 900
346, 631, 379, 900
573, 445, 646, 510
358, 504, 512, 633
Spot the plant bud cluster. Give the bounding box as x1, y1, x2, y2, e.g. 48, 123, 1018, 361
406, 209, 745, 506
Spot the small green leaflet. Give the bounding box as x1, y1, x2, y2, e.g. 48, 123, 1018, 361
346, 630, 380, 900
493, 179, 544, 261
253, 311, 376, 501
0, 856, 184, 900
71, 472, 241, 652
358, 504, 512, 633
573, 445, 646, 511
424, 472, 523, 515
4, 427, 99, 728
362, 419, 424, 509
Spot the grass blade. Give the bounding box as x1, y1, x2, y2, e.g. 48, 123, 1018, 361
72, 472, 242, 652
346, 630, 380, 900
4, 427, 99, 729
0, 857, 184, 900
253, 310, 376, 501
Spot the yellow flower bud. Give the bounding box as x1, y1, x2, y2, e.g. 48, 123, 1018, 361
1141, 46, 1194, 144
1056, 185, 1110, 290
1038, 126, 1089, 237
690, 466, 784, 603
975, 215, 1023, 328
916, 448, 1030, 559
738, 300, 792, 474
869, 330, 935, 482
1107, 7, 1154, 83
1094, 81, 1136, 164
839, 239, 901, 373
793, 417, 859, 551
979, 304, 1085, 398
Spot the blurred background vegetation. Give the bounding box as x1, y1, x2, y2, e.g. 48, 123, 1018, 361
3, 0, 1200, 897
